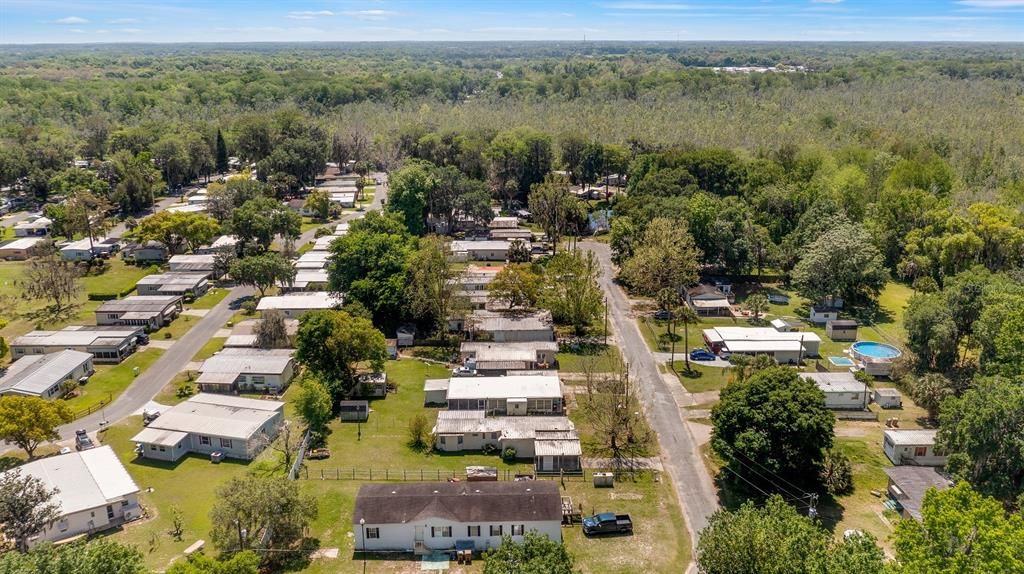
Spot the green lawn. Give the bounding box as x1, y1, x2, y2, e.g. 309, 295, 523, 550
63, 349, 164, 418
98, 418, 276, 571
556, 345, 623, 373
191, 337, 226, 361
188, 288, 230, 310
871, 282, 914, 344
81, 259, 155, 298
152, 372, 196, 406
670, 362, 732, 393
150, 313, 200, 340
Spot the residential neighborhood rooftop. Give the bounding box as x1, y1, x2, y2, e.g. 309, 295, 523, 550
134, 393, 283, 441
13, 326, 141, 347
446, 374, 562, 400
353, 481, 561, 525
0, 350, 92, 396
4, 445, 138, 516
883, 429, 938, 445
256, 292, 343, 311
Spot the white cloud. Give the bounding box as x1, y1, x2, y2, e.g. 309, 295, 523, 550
108, 18, 139, 24
811, 0, 843, 4
95, 29, 109, 34
68, 28, 85, 33
54, 16, 88, 24
957, 0, 1024, 6
602, 2, 693, 9
121, 28, 144, 33
287, 10, 336, 20
343, 9, 398, 20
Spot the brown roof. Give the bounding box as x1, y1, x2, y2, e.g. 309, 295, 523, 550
687, 284, 727, 298
884, 466, 953, 520
353, 481, 561, 525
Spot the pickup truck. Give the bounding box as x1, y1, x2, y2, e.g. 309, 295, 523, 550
582, 512, 633, 535
75, 429, 95, 451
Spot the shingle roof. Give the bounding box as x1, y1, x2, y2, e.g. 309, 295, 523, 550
353, 481, 561, 525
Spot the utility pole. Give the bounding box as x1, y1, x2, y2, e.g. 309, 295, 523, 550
603, 296, 609, 346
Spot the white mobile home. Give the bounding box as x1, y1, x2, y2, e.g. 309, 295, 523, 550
11, 326, 142, 363
96, 295, 182, 331
3, 446, 140, 546
0, 350, 94, 400
196, 348, 295, 394
460, 341, 559, 373
0, 237, 45, 260
196, 235, 239, 255
13, 216, 52, 237
131, 393, 284, 462
60, 237, 119, 262
433, 410, 581, 472
883, 429, 947, 466
295, 251, 330, 269
280, 269, 329, 292
702, 326, 821, 360
809, 305, 840, 325
450, 240, 530, 262
445, 374, 564, 415
136, 272, 210, 299
353, 481, 562, 554
467, 310, 555, 343
800, 372, 868, 410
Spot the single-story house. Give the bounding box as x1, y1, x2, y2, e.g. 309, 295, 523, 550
488, 216, 520, 229
809, 305, 840, 325
2, 446, 140, 546
60, 237, 120, 262
13, 216, 52, 237
826, 319, 859, 341
489, 228, 534, 241
883, 466, 953, 521
686, 284, 732, 317
770, 318, 801, 332
196, 235, 239, 255
280, 269, 329, 293
874, 388, 903, 409
168, 254, 219, 278
0, 237, 46, 260
460, 341, 558, 374
330, 192, 356, 208
196, 348, 295, 394
702, 327, 821, 361
883, 429, 947, 466
450, 240, 530, 262
454, 290, 490, 310
800, 372, 868, 410
534, 432, 584, 474
424, 379, 450, 406
433, 411, 581, 470
458, 266, 501, 291
126, 240, 169, 264
11, 326, 142, 363
287, 198, 318, 217
352, 481, 562, 554
96, 295, 182, 331
466, 310, 555, 343
165, 203, 206, 214
135, 272, 210, 299
0, 350, 94, 400
339, 400, 369, 422
295, 251, 330, 269
445, 374, 564, 415
256, 292, 343, 319
335, 223, 350, 236
131, 393, 284, 462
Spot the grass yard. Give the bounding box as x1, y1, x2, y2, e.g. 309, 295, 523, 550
556, 344, 623, 373
81, 259, 156, 298
297, 360, 535, 477
63, 348, 164, 418
191, 337, 226, 361
150, 313, 200, 340
871, 282, 914, 344
188, 287, 230, 310
152, 372, 196, 406
97, 418, 277, 571
670, 362, 731, 393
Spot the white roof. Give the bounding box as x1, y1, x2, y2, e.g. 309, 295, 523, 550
296, 251, 330, 269
208, 235, 238, 249
286, 269, 329, 288
335, 223, 349, 235
133, 393, 283, 441
704, 327, 822, 344
136, 272, 207, 289
801, 372, 866, 393
13, 326, 141, 348
14, 217, 52, 229
5, 446, 139, 515
1, 237, 45, 250
60, 237, 113, 252
166, 204, 206, 214
169, 254, 216, 266
471, 310, 553, 333
131, 427, 188, 447
446, 374, 562, 400
724, 340, 805, 353
884, 429, 937, 446
435, 411, 575, 440
488, 217, 520, 229
424, 378, 450, 392
256, 292, 343, 312
462, 341, 558, 362
200, 348, 293, 376
312, 235, 341, 251
451, 240, 530, 252
0, 350, 92, 396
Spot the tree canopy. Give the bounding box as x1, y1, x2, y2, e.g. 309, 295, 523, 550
295, 309, 388, 397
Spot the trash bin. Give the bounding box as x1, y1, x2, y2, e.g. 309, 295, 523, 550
593, 472, 614, 487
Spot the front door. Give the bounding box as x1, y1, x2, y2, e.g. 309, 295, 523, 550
414, 525, 425, 543
106, 505, 115, 520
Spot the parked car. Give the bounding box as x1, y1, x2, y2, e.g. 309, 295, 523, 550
75, 429, 95, 451
142, 409, 161, 426
689, 348, 716, 361
653, 310, 673, 321
582, 512, 633, 536
307, 448, 330, 460
136, 333, 150, 346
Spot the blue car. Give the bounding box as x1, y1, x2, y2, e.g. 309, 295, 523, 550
689, 348, 716, 361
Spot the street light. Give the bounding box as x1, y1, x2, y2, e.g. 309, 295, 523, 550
359, 517, 366, 573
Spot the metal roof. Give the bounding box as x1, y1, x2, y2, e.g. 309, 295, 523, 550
704, 326, 822, 344
285, 269, 329, 288
132, 427, 188, 446
0, 237, 45, 250
4, 445, 138, 516
134, 393, 283, 440
884, 429, 938, 446
435, 411, 575, 440
801, 372, 866, 393
312, 236, 341, 251
0, 350, 92, 396
97, 295, 181, 313
136, 273, 208, 288
13, 326, 142, 348
470, 310, 553, 333
461, 341, 559, 362
424, 378, 450, 392
256, 293, 343, 311
722, 340, 805, 353
200, 348, 293, 376
446, 374, 562, 400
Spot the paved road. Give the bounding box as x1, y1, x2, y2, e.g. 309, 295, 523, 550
55, 285, 255, 440
289, 171, 390, 248
582, 240, 719, 570
0, 210, 34, 228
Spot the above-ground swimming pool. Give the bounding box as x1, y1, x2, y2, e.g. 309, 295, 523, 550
851, 341, 902, 362
829, 356, 855, 367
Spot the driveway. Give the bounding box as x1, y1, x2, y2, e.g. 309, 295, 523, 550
581, 240, 719, 570
655, 352, 731, 368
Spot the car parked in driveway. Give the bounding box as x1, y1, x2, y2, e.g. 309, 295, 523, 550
689, 348, 716, 361
582, 512, 633, 535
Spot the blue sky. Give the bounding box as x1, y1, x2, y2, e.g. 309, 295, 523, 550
1, 0, 1023, 43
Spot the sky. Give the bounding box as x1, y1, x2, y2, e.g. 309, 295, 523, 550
1, 0, 1023, 44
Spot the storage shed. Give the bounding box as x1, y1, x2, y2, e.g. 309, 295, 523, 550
339, 400, 369, 422
826, 319, 859, 341
874, 388, 903, 409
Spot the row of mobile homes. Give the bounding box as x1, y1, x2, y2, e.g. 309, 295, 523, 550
131, 394, 284, 462
11, 326, 143, 364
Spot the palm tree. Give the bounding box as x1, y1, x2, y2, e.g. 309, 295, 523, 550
675, 304, 699, 373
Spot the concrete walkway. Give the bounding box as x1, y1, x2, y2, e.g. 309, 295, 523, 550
582, 240, 719, 574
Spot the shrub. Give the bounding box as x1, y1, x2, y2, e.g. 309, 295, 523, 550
163, 331, 172, 339
241, 300, 258, 315
819, 449, 853, 495
176, 384, 195, 399
501, 447, 517, 462
407, 413, 432, 451
482, 443, 498, 456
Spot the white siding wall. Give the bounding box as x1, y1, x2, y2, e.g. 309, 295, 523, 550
823, 391, 867, 410
30, 493, 140, 547
355, 519, 561, 553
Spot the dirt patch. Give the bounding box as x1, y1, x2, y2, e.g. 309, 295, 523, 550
610, 492, 643, 501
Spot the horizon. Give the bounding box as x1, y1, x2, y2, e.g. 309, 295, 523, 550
2, 0, 1023, 44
